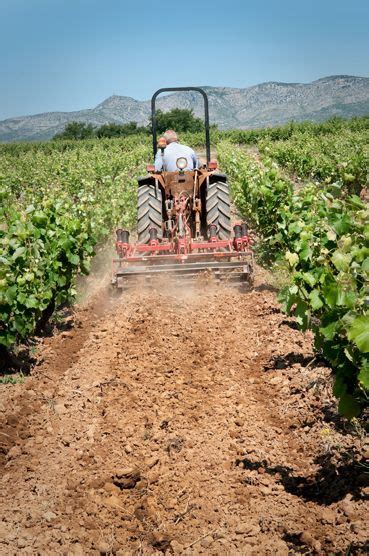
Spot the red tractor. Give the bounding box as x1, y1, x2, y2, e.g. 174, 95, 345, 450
112, 87, 253, 289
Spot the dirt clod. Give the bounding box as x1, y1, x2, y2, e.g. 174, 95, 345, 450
113, 467, 141, 489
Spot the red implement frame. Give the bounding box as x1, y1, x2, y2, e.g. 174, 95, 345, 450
112, 232, 253, 289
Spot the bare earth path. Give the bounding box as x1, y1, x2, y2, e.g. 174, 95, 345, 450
0, 276, 368, 554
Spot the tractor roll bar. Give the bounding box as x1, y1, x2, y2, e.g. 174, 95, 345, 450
151, 87, 211, 164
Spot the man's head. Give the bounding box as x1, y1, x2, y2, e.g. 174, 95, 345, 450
163, 130, 178, 144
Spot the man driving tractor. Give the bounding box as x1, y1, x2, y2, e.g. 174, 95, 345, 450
154, 129, 198, 172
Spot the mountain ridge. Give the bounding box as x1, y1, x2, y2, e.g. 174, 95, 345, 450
1, 75, 369, 142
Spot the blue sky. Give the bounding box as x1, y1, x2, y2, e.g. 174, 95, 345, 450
0, 0, 368, 120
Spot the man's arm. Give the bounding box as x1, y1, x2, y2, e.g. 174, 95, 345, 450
154, 150, 164, 171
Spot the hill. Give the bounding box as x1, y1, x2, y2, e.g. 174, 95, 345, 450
1, 75, 368, 142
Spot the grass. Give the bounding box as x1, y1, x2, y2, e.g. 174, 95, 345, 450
0, 372, 25, 385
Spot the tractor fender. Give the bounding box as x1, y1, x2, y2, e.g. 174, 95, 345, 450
138, 174, 166, 190
208, 172, 227, 184
138, 175, 156, 187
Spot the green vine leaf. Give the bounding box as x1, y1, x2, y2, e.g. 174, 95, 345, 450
358, 362, 369, 390
309, 289, 324, 310
347, 316, 369, 353
331, 251, 351, 272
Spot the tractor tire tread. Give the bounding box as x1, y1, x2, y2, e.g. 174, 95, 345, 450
137, 184, 163, 244
206, 180, 232, 240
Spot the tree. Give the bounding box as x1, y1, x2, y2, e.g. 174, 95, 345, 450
152, 108, 206, 134
53, 121, 95, 140
52, 108, 213, 142
96, 122, 148, 138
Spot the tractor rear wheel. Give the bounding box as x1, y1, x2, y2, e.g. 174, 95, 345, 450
206, 180, 232, 239
137, 184, 163, 244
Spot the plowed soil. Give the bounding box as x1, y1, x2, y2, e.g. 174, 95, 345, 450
0, 272, 368, 555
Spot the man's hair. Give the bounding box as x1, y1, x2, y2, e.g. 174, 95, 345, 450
163, 130, 178, 144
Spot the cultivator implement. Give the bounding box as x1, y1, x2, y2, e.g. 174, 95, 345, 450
112, 225, 253, 289
111, 86, 254, 291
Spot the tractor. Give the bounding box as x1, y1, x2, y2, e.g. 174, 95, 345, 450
112, 87, 253, 289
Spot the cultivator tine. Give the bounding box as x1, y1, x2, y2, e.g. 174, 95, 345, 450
112, 258, 253, 290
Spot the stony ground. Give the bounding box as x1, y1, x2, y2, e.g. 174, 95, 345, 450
0, 272, 368, 555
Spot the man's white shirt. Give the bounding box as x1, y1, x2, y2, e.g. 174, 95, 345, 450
154, 142, 198, 172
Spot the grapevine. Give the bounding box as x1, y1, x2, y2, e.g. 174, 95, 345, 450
218, 141, 368, 417
0, 137, 150, 349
